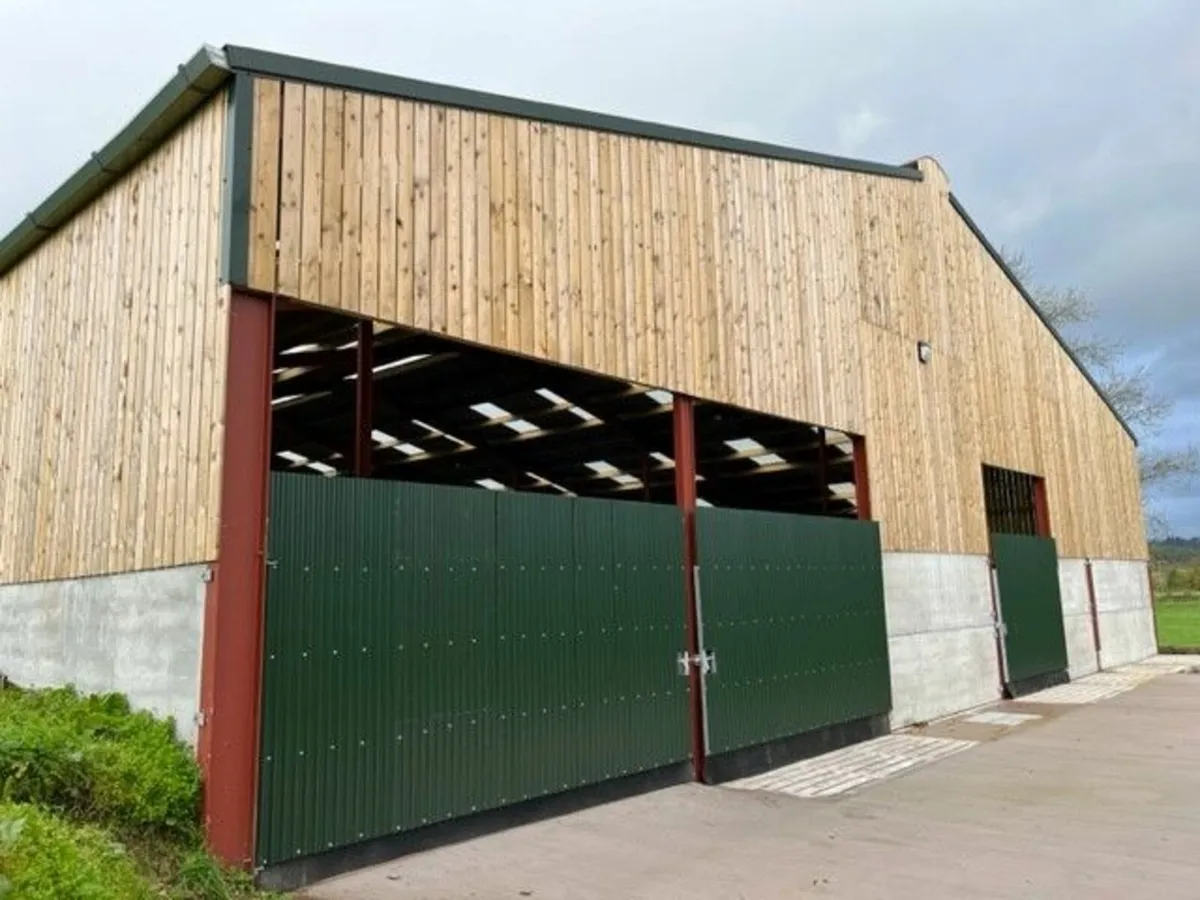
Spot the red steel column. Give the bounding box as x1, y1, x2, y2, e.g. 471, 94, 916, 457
198, 289, 274, 868
851, 435, 872, 520
354, 319, 374, 477
673, 394, 706, 782
1033, 477, 1051, 538
1085, 559, 1103, 670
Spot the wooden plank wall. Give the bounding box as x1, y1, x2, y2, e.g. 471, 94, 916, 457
0, 94, 229, 584
245, 78, 1145, 561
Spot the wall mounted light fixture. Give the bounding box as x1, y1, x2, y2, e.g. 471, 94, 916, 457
917, 341, 933, 364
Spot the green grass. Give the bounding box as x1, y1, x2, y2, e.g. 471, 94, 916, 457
0, 684, 271, 899
1155, 595, 1200, 651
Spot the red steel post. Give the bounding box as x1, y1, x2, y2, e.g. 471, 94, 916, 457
1033, 477, 1052, 538
851, 435, 872, 520
198, 289, 274, 868
354, 319, 374, 477
672, 394, 706, 782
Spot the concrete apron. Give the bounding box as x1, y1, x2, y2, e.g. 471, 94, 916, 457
300, 658, 1200, 900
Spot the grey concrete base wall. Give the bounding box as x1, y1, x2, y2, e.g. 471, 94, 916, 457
1058, 559, 1099, 679
0, 565, 207, 744
882, 552, 1001, 728
1092, 559, 1156, 669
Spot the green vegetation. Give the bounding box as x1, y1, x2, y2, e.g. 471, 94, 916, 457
0, 684, 270, 899
1150, 537, 1200, 566
1155, 597, 1200, 652
1149, 541, 1200, 651
0, 802, 154, 900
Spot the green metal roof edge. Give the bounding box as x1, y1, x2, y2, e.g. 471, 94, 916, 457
0, 45, 233, 278
222, 44, 925, 184
947, 192, 1137, 445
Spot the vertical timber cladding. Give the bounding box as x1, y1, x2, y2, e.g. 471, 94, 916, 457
696, 508, 891, 756
243, 75, 1145, 562
991, 534, 1070, 692
0, 94, 229, 583
257, 473, 690, 867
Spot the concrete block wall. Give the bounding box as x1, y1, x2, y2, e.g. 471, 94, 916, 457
0, 565, 207, 744
1058, 559, 1100, 679
1091, 559, 1157, 669
882, 552, 1002, 728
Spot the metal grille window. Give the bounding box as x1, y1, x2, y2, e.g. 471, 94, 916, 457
982, 465, 1039, 535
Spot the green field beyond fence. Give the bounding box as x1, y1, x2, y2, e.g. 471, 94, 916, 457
1155, 596, 1200, 652
1151, 559, 1200, 652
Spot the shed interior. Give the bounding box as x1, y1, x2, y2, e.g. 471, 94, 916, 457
270, 303, 862, 517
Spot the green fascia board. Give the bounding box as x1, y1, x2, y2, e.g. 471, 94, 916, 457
222, 45, 924, 184
0, 45, 232, 278
947, 193, 1137, 445
220, 73, 255, 286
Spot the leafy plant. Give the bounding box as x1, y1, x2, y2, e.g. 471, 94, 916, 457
0, 686, 199, 838
175, 849, 237, 900
0, 802, 154, 900
0, 684, 269, 898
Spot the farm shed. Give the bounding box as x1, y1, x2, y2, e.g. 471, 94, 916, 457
0, 44, 1156, 885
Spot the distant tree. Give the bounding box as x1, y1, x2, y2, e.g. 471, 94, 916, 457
1002, 250, 1199, 523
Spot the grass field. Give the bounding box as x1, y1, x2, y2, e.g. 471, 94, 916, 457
1155, 595, 1200, 651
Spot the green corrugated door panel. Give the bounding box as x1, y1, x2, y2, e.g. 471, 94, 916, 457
606, 499, 692, 777
992, 533, 1069, 685
697, 508, 891, 756
258, 474, 498, 865
258, 474, 690, 867
494, 490, 577, 805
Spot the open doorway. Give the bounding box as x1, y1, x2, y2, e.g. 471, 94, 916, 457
981, 464, 1068, 697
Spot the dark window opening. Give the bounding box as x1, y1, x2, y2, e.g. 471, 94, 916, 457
982, 464, 1042, 536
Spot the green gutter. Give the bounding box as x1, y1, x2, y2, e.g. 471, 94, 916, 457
947, 192, 1137, 445
0, 45, 232, 278
222, 45, 924, 184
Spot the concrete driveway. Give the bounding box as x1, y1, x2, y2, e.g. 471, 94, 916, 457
302, 666, 1200, 899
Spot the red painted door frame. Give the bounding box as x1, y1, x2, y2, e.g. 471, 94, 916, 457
198, 289, 274, 868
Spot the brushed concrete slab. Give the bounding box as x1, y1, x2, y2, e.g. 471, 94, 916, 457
725, 734, 975, 798
302, 673, 1200, 899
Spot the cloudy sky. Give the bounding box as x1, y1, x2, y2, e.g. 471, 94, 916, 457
1, 0, 1196, 533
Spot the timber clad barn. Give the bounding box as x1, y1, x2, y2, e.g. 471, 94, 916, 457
0, 45, 1155, 887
